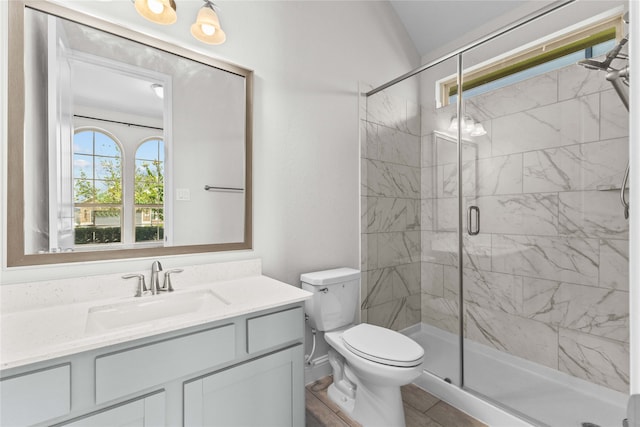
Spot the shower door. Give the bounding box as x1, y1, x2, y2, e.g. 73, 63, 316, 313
459, 9, 630, 426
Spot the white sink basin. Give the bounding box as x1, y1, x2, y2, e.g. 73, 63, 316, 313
85, 290, 229, 334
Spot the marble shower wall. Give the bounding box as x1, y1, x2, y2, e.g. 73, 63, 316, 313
421, 62, 630, 393
361, 90, 422, 331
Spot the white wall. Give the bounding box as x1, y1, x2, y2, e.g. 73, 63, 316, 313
0, 0, 419, 285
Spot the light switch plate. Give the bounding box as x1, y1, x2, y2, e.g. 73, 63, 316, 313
176, 188, 190, 201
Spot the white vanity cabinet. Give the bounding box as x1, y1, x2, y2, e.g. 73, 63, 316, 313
184, 345, 304, 427
184, 307, 306, 427
60, 391, 165, 427
0, 304, 306, 427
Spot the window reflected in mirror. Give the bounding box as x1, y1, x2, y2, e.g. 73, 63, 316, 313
73, 129, 123, 246
135, 139, 164, 244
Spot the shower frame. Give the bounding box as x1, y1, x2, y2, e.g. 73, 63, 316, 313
365, 0, 638, 421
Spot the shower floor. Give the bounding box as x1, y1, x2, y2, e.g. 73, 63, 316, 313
407, 323, 628, 427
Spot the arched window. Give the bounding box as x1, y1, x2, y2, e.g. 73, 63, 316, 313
73, 129, 123, 245
134, 138, 164, 242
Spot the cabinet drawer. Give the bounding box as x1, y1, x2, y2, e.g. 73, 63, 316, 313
96, 324, 235, 404
0, 364, 71, 426
247, 307, 303, 353
61, 391, 165, 427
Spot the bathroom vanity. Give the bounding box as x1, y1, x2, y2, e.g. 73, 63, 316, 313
0, 262, 311, 426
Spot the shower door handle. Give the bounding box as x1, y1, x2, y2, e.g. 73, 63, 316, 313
467, 206, 480, 236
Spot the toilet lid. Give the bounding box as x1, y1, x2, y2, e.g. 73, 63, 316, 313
342, 324, 424, 367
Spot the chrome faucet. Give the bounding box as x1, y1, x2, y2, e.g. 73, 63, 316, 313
150, 261, 163, 295
161, 268, 183, 292
122, 273, 148, 297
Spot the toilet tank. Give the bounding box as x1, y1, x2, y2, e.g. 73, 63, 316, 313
300, 268, 360, 331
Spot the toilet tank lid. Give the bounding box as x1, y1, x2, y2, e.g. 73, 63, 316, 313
300, 268, 360, 286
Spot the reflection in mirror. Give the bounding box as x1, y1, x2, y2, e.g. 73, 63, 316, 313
7, 1, 253, 266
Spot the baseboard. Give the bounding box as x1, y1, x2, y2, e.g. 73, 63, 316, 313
304, 354, 332, 385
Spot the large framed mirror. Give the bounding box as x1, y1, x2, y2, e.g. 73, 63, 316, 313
6, 0, 253, 266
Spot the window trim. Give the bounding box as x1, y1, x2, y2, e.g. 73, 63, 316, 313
439, 14, 625, 106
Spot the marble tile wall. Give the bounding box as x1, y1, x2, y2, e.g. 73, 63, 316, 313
361, 90, 422, 331
421, 63, 630, 393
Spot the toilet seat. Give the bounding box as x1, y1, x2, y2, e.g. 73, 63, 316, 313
342, 323, 424, 367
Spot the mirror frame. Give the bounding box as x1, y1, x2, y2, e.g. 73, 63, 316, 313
6, 0, 253, 267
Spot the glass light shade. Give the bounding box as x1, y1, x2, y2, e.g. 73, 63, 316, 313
463, 116, 475, 133
448, 116, 459, 132
449, 116, 486, 137
134, 0, 177, 25
191, 6, 226, 45
448, 116, 474, 132
470, 123, 487, 137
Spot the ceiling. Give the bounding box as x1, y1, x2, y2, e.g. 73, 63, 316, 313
72, 60, 164, 120
389, 1, 530, 57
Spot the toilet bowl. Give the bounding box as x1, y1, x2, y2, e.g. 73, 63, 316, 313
324, 324, 424, 427
301, 268, 424, 427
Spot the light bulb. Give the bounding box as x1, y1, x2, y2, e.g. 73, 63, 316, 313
201, 23, 216, 36
151, 83, 164, 99
147, 0, 164, 15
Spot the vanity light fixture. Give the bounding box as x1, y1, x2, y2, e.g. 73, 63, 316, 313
133, 0, 226, 45
134, 0, 177, 25
448, 116, 487, 137
150, 83, 164, 99
190, 0, 226, 45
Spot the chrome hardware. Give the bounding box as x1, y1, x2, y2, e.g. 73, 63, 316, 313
160, 269, 184, 292
150, 261, 163, 295
467, 205, 480, 236
204, 185, 244, 192
319, 287, 329, 294
122, 273, 148, 297
621, 163, 630, 219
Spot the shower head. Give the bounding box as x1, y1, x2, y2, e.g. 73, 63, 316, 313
577, 35, 628, 71
578, 58, 609, 70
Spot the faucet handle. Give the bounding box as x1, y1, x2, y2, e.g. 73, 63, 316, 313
162, 269, 184, 292
122, 274, 148, 297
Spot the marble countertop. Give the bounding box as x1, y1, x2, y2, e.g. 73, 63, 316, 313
0, 275, 312, 370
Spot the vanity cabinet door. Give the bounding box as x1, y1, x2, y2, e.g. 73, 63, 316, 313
184, 345, 304, 427
60, 391, 164, 427
0, 364, 71, 426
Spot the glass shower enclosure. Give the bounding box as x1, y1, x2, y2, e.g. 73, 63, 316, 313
361, 1, 630, 425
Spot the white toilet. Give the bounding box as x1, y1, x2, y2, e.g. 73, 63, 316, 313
301, 268, 424, 427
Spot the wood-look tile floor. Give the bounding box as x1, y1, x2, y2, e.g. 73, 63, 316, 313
305, 376, 487, 427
